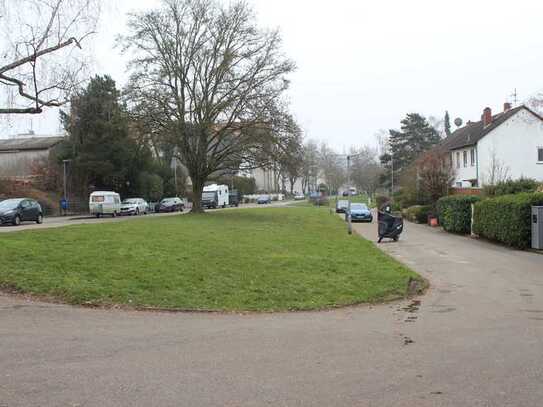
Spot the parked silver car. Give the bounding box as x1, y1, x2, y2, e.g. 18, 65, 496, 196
120, 198, 149, 216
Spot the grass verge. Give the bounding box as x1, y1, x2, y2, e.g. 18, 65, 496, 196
0, 207, 421, 312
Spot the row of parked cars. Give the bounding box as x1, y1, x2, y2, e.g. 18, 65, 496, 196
89, 192, 186, 218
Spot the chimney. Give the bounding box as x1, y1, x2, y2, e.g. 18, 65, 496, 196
482, 107, 492, 126
504, 102, 512, 112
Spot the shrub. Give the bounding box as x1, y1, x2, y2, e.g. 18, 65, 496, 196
404, 205, 432, 224
436, 195, 481, 234
483, 177, 539, 197
473, 192, 543, 249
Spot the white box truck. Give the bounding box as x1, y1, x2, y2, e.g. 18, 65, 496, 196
89, 191, 121, 218
202, 184, 229, 209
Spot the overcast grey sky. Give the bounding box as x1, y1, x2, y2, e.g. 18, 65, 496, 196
5, 0, 543, 150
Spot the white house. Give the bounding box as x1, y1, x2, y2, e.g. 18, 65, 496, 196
441, 103, 543, 187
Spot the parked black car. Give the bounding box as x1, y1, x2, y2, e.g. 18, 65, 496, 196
0, 198, 43, 226
229, 190, 241, 207
155, 197, 185, 213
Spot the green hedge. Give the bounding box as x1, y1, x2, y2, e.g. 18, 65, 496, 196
473, 192, 543, 249
436, 195, 481, 234
403, 205, 432, 224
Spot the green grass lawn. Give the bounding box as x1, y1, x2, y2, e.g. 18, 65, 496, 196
0, 207, 421, 311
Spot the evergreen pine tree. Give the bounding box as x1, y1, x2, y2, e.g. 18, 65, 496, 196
444, 111, 452, 137
380, 113, 440, 184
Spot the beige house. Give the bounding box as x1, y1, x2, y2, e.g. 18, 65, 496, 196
0, 135, 64, 178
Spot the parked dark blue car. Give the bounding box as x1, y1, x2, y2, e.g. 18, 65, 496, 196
0, 198, 43, 226
345, 203, 373, 223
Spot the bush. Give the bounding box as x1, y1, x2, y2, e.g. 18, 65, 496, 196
473, 192, 543, 249
483, 177, 539, 197
436, 195, 481, 234
404, 205, 432, 224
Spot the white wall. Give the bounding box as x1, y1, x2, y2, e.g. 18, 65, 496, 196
478, 109, 543, 185
251, 167, 305, 193
451, 146, 478, 186
0, 150, 48, 177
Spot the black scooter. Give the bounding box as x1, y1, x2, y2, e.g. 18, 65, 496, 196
377, 204, 404, 243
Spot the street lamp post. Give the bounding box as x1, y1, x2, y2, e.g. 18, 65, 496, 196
62, 159, 71, 216
390, 150, 394, 200
347, 155, 352, 235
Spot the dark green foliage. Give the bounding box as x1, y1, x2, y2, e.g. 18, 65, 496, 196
437, 195, 481, 234
380, 113, 441, 184
473, 193, 543, 249
444, 111, 451, 136
59, 75, 155, 198
403, 205, 432, 224
482, 177, 540, 197
137, 172, 164, 201
211, 176, 257, 196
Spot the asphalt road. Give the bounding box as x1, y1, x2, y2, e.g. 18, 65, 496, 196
0, 201, 291, 233
2, 213, 543, 406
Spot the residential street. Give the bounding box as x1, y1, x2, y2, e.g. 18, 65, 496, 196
2, 218, 543, 406
0, 201, 291, 233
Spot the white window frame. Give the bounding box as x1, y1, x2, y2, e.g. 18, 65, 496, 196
470, 149, 476, 166
538, 146, 543, 163
463, 151, 468, 167
456, 152, 461, 168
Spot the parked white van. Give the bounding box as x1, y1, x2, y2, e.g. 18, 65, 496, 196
202, 184, 229, 209
89, 191, 121, 218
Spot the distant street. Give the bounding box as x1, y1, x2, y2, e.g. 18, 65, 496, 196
0, 200, 291, 233
2, 214, 543, 406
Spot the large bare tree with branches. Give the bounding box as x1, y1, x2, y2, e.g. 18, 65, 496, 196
122, 0, 295, 212
0, 0, 100, 114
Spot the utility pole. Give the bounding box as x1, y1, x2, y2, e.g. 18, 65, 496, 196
62, 159, 71, 216
391, 150, 394, 199
173, 159, 178, 196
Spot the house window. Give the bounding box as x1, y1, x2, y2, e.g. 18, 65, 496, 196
456, 152, 460, 168
538, 147, 543, 162
463, 151, 467, 167
470, 149, 476, 166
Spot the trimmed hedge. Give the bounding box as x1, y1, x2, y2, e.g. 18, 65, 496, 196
482, 177, 540, 197
436, 195, 481, 234
403, 205, 432, 224
473, 192, 543, 249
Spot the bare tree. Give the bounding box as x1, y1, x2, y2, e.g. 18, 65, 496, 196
484, 147, 510, 186
319, 143, 346, 195
300, 140, 319, 194
122, 0, 295, 212
0, 0, 100, 115
416, 150, 455, 205
349, 146, 383, 197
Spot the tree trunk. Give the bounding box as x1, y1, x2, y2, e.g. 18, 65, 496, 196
191, 176, 205, 213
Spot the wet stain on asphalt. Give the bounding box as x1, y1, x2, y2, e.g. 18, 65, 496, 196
431, 307, 456, 313
401, 300, 421, 313
403, 336, 414, 345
